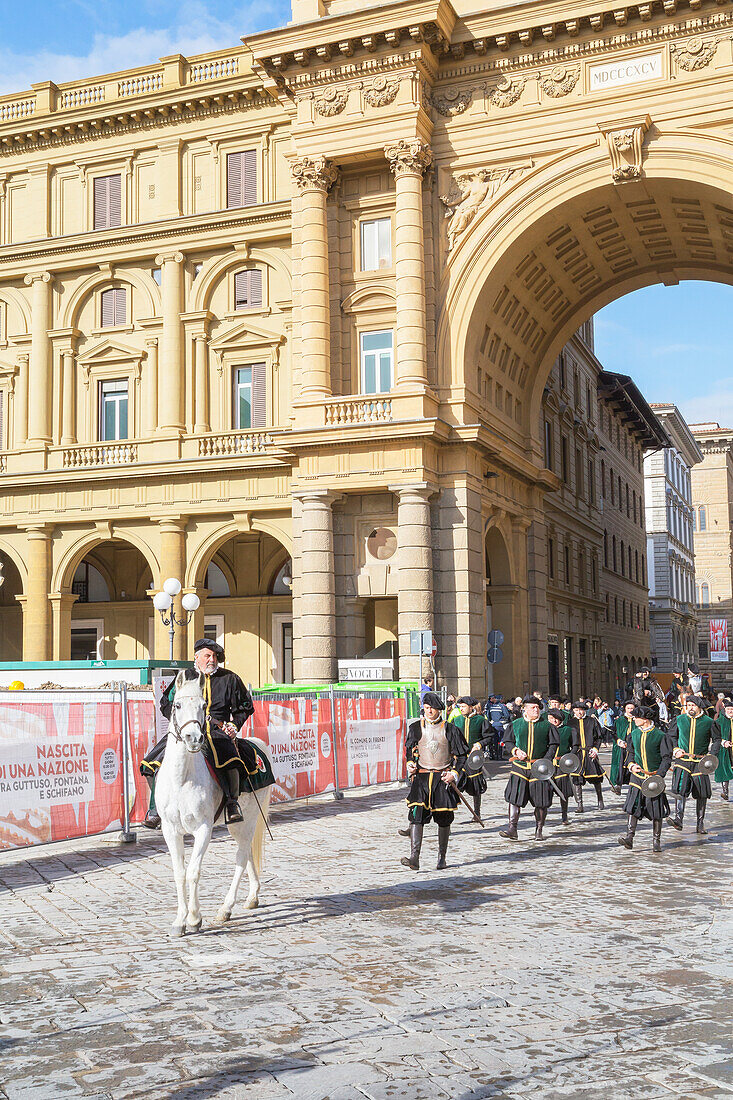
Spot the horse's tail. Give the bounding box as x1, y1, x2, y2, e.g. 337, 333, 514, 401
248, 736, 273, 877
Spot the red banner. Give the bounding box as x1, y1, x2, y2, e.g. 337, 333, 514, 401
247, 696, 335, 803
334, 694, 406, 789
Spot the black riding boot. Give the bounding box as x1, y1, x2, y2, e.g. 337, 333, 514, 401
142, 774, 161, 829
560, 798, 569, 824
473, 794, 482, 821
401, 823, 423, 870
398, 826, 410, 837
499, 804, 520, 840
573, 783, 584, 814
652, 818, 663, 852
696, 799, 708, 835
533, 807, 547, 840
220, 767, 243, 824
722, 781, 729, 802
436, 826, 450, 870
618, 815, 638, 849
667, 796, 685, 831
596, 786, 604, 810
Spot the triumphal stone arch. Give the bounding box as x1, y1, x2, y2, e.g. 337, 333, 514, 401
0, 0, 730, 691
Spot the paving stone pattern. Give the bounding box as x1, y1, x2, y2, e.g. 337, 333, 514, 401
1, 758, 732, 1100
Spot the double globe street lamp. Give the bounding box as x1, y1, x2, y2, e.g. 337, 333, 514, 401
152, 577, 200, 661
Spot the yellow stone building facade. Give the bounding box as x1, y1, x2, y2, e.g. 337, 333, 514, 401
0, 0, 730, 691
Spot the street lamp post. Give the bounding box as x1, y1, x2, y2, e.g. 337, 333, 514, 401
152, 577, 200, 661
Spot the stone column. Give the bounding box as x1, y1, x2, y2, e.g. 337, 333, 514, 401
50, 592, 79, 660
524, 506, 547, 692
384, 140, 432, 391
393, 484, 434, 682
24, 271, 53, 444
60, 351, 76, 445
155, 252, 184, 432
294, 491, 337, 683
14, 353, 29, 448
21, 525, 53, 660
434, 484, 485, 694
193, 335, 210, 434
157, 517, 187, 660
290, 157, 338, 399
143, 338, 158, 437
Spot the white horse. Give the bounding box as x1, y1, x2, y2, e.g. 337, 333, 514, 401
154, 670, 273, 936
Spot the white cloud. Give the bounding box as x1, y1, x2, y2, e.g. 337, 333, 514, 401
0, 1, 286, 95
679, 391, 733, 430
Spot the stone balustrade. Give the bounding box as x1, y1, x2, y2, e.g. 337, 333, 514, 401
324, 398, 393, 426
198, 431, 274, 457
60, 443, 138, 468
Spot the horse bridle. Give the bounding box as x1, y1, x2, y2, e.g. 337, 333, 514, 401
171, 707, 205, 749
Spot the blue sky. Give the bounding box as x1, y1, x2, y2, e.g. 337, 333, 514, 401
594, 281, 733, 429
0, 1, 291, 94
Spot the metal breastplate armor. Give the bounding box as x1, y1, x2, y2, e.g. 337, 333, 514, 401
417, 721, 450, 770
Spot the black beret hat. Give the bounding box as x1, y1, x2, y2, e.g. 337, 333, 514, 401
547, 708, 564, 721
572, 700, 588, 711
686, 695, 705, 708
457, 695, 479, 707
522, 694, 541, 705
422, 691, 444, 711
194, 637, 225, 661
631, 705, 653, 719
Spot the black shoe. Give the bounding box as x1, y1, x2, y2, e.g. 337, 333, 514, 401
143, 810, 161, 829
398, 827, 410, 837
666, 816, 683, 831
224, 799, 243, 824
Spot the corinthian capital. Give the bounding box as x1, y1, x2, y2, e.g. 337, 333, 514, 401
384, 139, 433, 177
291, 156, 338, 193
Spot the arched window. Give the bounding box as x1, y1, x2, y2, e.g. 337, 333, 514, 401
699, 506, 707, 531
701, 582, 710, 607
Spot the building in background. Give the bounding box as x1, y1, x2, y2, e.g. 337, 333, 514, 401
540, 326, 664, 701
690, 423, 733, 692
541, 322, 605, 699
644, 405, 701, 675
596, 373, 667, 700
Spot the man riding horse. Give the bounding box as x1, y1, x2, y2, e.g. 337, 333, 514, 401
140, 638, 257, 828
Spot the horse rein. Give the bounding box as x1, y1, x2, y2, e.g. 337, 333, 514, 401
170, 708, 205, 748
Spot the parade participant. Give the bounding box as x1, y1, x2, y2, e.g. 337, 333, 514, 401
420, 672, 435, 709
713, 697, 733, 801
667, 695, 722, 834
546, 708, 574, 824
499, 697, 555, 841
566, 701, 605, 812
610, 700, 636, 794
401, 691, 467, 871
618, 705, 674, 853
140, 639, 255, 828
452, 695, 490, 820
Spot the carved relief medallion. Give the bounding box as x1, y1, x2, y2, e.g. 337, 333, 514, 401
672, 37, 721, 71
486, 75, 526, 109
363, 76, 400, 107
314, 87, 348, 116
430, 87, 473, 116
539, 65, 580, 98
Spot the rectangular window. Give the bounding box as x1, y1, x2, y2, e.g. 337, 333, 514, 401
360, 330, 393, 394
575, 447, 583, 498
544, 421, 553, 470
564, 545, 571, 586
99, 379, 128, 441
591, 556, 597, 593
93, 174, 122, 230
360, 218, 392, 271
588, 458, 595, 505
233, 363, 266, 429
226, 150, 257, 209
699, 641, 708, 660
548, 538, 554, 580
234, 269, 263, 310
561, 436, 569, 483
100, 287, 126, 328
559, 353, 566, 390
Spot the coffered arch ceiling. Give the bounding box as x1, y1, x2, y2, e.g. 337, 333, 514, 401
443, 144, 733, 467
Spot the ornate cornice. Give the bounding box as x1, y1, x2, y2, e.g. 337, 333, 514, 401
0, 88, 272, 161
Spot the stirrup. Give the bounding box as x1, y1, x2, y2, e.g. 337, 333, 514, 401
224, 799, 243, 824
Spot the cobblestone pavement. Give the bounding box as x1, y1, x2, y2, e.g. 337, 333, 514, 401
1, 757, 732, 1100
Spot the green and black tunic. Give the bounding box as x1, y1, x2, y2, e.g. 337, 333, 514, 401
549, 722, 575, 799
610, 714, 635, 788
670, 713, 721, 800
567, 715, 604, 785
452, 713, 489, 797
504, 718, 555, 808
623, 724, 674, 820
712, 714, 733, 783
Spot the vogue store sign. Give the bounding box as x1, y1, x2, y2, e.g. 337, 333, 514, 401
589, 52, 664, 91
